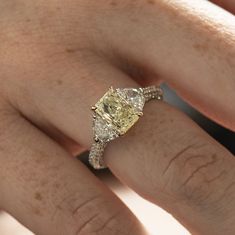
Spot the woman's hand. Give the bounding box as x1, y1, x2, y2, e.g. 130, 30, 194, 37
0, 0, 234, 234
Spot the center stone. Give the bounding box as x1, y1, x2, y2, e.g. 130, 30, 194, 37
95, 88, 139, 135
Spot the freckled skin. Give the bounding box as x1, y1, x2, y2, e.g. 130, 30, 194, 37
54, 182, 60, 189
35, 192, 43, 201
31, 206, 42, 216
193, 43, 209, 55
147, 0, 155, 4
110, 1, 117, 6
66, 48, 76, 53
57, 79, 63, 85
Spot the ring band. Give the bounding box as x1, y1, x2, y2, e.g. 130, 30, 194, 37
89, 86, 163, 169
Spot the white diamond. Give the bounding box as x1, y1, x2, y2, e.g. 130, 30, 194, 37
89, 142, 106, 169
117, 88, 145, 112
93, 115, 118, 142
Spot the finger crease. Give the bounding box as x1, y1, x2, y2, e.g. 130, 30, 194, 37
183, 155, 204, 167
72, 195, 101, 215
162, 144, 196, 176
181, 154, 218, 188
76, 213, 99, 235
205, 170, 226, 183
94, 211, 121, 234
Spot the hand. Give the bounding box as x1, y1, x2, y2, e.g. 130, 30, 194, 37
0, 0, 234, 234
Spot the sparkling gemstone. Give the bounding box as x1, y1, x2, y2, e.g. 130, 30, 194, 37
95, 88, 140, 135
93, 115, 118, 141
89, 141, 106, 169
116, 88, 145, 112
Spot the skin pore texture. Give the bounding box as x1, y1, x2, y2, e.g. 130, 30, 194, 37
0, 0, 234, 235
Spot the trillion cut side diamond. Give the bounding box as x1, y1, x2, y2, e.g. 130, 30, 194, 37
117, 88, 145, 112
93, 115, 118, 142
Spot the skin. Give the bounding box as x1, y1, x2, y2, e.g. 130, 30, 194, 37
0, 0, 234, 234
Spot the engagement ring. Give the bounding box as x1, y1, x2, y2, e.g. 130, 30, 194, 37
89, 86, 163, 169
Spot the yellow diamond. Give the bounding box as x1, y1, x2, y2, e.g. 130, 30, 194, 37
95, 88, 139, 135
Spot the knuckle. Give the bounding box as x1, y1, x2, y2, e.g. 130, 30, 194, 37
177, 154, 218, 203
75, 210, 122, 235
162, 142, 224, 205
54, 193, 124, 235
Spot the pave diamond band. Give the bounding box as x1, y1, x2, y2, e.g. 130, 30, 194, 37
89, 86, 163, 169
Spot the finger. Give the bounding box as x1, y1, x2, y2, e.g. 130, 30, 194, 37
104, 101, 235, 235
93, 0, 235, 130
211, 0, 235, 14
0, 105, 146, 235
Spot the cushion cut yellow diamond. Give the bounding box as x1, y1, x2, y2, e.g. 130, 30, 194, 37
95, 88, 139, 135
